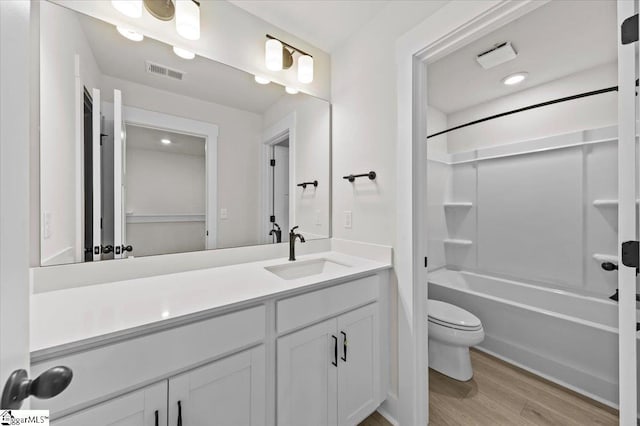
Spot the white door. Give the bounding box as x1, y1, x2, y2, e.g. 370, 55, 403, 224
273, 144, 290, 240
52, 382, 166, 426
113, 90, 125, 259
169, 346, 266, 426
337, 304, 380, 426
617, 2, 638, 423
277, 319, 338, 426
0, 0, 31, 409
91, 88, 102, 261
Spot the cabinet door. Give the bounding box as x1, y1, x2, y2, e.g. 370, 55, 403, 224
169, 345, 266, 426
52, 382, 166, 426
337, 303, 380, 426
277, 318, 338, 426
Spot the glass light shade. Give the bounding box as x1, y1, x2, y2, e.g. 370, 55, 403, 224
173, 46, 196, 60
254, 75, 271, 85
285, 86, 299, 95
266, 39, 283, 71
111, 0, 142, 18
297, 55, 314, 84
116, 26, 144, 42
176, 0, 200, 41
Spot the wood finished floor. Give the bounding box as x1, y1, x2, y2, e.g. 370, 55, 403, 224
359, 348, 619, 426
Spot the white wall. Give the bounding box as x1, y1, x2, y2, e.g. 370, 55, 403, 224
263, 95, 330, 238
100, 76, 263, 250
447, 62, 617, 153
40, 1, 103, 265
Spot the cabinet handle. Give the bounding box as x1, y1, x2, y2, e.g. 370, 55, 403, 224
341, 331, 348, 362
331, 335, 338, 367
177, 400, 182, 426
155, 410, 159, 426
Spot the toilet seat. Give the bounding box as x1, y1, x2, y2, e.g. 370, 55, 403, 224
428, 300, 482, 331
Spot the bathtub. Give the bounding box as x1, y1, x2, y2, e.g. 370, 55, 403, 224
428, 268, 638, 411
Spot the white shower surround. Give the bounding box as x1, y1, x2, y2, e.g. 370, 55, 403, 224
428, 268, 638, 413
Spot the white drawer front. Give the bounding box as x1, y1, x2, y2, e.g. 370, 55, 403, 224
277, 275, 379, 334
33, 305, 265, 418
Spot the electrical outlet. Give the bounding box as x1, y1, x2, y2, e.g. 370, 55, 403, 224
344, 211, 352, 229
220, 208, 228, 220
43, 211, 52, 239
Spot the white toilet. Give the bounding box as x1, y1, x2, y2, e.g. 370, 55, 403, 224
428, 300, 484, 381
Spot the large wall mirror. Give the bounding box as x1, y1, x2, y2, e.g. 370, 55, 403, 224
39, 2, 330, 266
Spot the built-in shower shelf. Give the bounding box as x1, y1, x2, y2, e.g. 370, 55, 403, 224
443, 239, 473, 246
443, 202, 473, 208
592, 253, 617, 264
592, 199, 640, 207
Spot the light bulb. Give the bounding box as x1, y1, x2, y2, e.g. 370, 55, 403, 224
298, 55, 314, 84
285, 86, 299, 95
173, 46, 195, 60
161, 139, 172, 145
111, 0, 142, 18
266, 39, 283, 71
176, 0, 200, 41
254, 75, 271, 85
116, 26, 144, 42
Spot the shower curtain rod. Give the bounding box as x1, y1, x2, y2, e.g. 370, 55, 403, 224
426, 80, 639, 139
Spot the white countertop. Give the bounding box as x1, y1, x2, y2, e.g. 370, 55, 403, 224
30, 251, 390, 357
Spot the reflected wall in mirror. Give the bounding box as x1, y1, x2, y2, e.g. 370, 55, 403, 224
39, 2, 330, 266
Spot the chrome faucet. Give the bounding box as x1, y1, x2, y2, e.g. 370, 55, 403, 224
289, 226, 305, 261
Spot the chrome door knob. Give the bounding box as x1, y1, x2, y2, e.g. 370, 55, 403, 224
1, 366, 72, 409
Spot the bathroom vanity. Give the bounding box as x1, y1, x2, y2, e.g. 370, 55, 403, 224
30, 249, 391, 425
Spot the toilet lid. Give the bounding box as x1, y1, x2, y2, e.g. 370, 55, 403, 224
427, 300, 482, 331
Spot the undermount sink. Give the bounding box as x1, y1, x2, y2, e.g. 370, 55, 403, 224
265, 258, 351, 280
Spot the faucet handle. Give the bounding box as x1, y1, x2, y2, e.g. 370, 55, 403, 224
290, 226, 299, 233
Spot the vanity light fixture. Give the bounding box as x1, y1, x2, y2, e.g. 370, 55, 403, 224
173, 46, 196, 60
285, 86, 299, 95
254, 75, 271, 85
265, 35, 314, 84
161, 138, 172, 145
175, 0, 201, 41
116, 26, 144, 42
502, 72, 528, 86
111, 0, 143, 18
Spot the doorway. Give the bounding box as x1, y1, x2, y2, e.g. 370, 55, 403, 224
270, 137, 290, 243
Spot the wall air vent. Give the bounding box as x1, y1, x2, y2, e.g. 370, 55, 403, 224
145, 61, 184, 81
476, 42, 518, 70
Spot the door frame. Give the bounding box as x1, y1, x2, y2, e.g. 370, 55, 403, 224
114, 105, 219, 250
260, 112, 297, 244
0, 0, 32, 401
396, 1, 550, 424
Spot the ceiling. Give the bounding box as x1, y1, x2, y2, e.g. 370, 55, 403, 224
126, 125, 206, 156
78, 13, 286, 114
227, 0, 389, 53
427, 0, 617, 114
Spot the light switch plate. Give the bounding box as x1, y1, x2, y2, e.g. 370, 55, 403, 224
344, 211, 352, 229
43, 211, 52, 239
315, 210, 321, 225
220, 208, 228, 220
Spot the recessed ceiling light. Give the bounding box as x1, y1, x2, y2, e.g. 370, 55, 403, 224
285, 86, 299, 95
254, 75, 271, 85
161, 138, 172, 145
116, 26, 144, 42
173, 46, 195, 60
502, 72, 528, 86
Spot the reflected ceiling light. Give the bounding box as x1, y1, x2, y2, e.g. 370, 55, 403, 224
298, 54, 314, 84
161, 138, 172, 145
175, 0, 201, 41
116, 26, 144, 42
285, 86, 299, 95
111, 0, 143, 18
265, 39, 284, 71
254, 75, 271, 85
173, 46, 196, 60
502, 72, 528, 86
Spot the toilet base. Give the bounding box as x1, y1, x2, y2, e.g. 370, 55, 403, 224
428, 339, 473, 381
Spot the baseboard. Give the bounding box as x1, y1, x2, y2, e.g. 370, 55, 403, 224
377, 393, 399, 426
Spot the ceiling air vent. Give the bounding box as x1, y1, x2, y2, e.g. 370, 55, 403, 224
476, 42, 517, 70
145, 61, 184, 81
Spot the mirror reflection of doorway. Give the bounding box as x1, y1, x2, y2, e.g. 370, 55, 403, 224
270, 137, 290, 243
